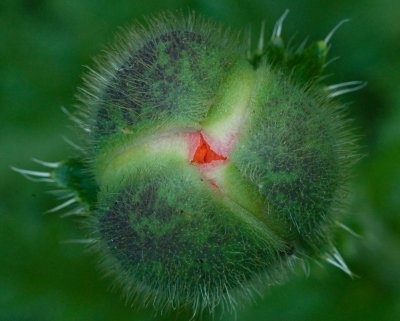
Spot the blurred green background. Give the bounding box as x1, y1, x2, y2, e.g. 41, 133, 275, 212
1, 0, 399, 320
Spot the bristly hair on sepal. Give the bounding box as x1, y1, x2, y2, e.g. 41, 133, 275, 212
247, 10, 367, 94
12, 10, 364, 319
12, 156, 98, 217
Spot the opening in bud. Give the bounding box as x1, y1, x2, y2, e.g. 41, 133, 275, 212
191, 133, 227, 164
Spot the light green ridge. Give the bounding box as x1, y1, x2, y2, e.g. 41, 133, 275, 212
96, 132, 190, 190
211, 163, 266, 223
202, 61, 257, 142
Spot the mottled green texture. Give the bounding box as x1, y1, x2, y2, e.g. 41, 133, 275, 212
53, 159, 98, 209
231, 65, 345, 251
96, 162, 286, 312
73, 13, 358, 314
79, 13, 240, 156
3, 1, 400, 321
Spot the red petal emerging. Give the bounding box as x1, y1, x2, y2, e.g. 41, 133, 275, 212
191, 133, 227, 164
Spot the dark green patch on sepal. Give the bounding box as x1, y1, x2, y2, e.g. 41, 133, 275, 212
248, 15, 329, 86
250, 39, 328, 84
287, 40, 328, 84
52, 158, 98, 210
249, 36, 286, 69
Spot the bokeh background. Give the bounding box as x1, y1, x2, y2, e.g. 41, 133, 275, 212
1, 1, 399, 320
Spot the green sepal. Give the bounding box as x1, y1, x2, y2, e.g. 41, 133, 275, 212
265, 36, 286, 66
52, 158, 98, 210
286, 40, 328, 83
249, 32, 328, 85
249, 35, 286, 69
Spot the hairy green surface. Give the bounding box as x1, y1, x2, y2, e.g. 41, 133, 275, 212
96, 163, 286, 313
66, 12, 358, 314
2, 1, 400, 321
232, 65, 346, 251
81, 14, 239, 155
